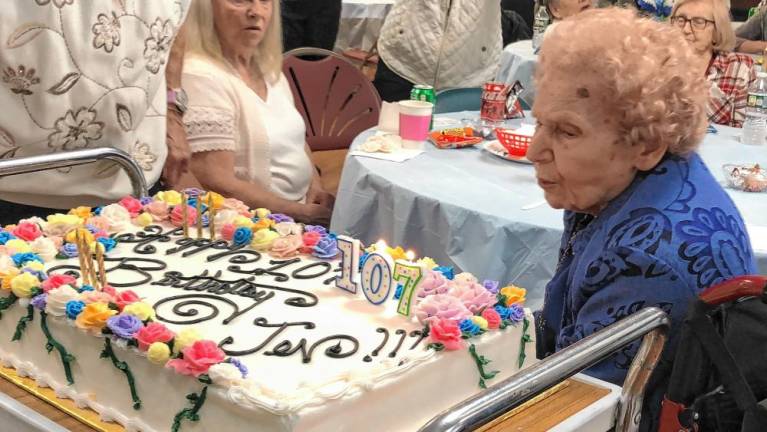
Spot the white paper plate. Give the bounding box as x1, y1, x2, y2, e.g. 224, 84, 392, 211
482, 140, 532, 164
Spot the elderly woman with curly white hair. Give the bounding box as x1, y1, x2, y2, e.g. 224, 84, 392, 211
181, 0, 334, 225
531, 8, 756, 428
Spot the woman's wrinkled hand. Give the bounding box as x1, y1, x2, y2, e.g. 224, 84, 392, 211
163, 109, 191, 187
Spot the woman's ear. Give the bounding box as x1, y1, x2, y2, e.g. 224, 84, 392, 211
633, 139, 669, 171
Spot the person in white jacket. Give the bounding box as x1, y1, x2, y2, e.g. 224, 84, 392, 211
373, 0, 502, 101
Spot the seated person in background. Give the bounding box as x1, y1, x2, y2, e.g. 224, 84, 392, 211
373, 0, 502, 102
545, 0, 593, 21
671, 0, 755, 128
281, 0, 341, 52
532, 8, 756, 430
735, 3, 767, 54
182, 0, 334, 225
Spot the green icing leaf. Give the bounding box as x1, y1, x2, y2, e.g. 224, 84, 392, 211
171, 386, 209, 432
39, 312, 75, 385
469, 344, 500, 389
101, 338, 141, 410
12, 305, 34, 342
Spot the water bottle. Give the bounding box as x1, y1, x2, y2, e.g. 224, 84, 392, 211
742, 71, 767, 146
532, 3, 549, 51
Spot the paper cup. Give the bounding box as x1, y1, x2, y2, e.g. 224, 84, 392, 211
398, 100, 433, 149
378, 101, 400, 134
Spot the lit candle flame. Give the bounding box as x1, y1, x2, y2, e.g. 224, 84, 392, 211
405, 250, 415, 261
375, 239, 388, 251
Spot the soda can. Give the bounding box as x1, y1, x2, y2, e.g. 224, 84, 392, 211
410, 84, 436, 130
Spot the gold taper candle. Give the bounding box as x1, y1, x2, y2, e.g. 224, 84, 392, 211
181, 192, 189, 238
75, 230, 88, 286
83, 238, 98, 290
96, 242, 107, 288
209, 198, 216, 241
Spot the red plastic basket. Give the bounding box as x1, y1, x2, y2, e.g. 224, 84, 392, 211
495, 128, 531, 157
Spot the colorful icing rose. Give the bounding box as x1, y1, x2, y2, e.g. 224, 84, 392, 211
304, 225, 328, 236
500, 285, 526, 306
1, 269, 20, 291
30, 293, 47, 311
79, 290, 114, 305
106, 314, 144, 339
97, 237, 117, 253
86, 216, 111, 233
435, 266, 455, 280
471, 316, 489, 331
143, 200, 170, 222
135, 322, 174, 351
300, 231, 322, 254
414, 294, 472, 325
122, 301, 156, 321
59, 243, 79, 258
183, 187, 204, 198
270, 234, 302, 258
65, 300, 85, 320
452, 272, 478, 287
233, 216, 253, 229
68, 206, 93, 220
313, 235, 339, 259
233, 227, 253, 246
166, 340, 226, 377
220, 223, 236, 241
170, 205, 198, 228
203, 191, 225, 210
22, 262, 45, 275
41, 274, 77, 293
275, 222, 302, 237
459, 318, 481, 336
154, 190, 182, 206
12, 222, 42, 242
173, 328, 202, 354
250, 229, 280, 251
0, 231, 16, 245
44, 214, 82, 237
386, 246, 407, 261
448, 281, 496, 314
208, 363, 245, 386
416, 269, 450, 299
12, 252, 43, 267
416, 256, 438, 270
254, 208, 271, 219
482, 280, 500, 295
64, 229, 94, 246
268, 213, 294, 224
429, 318, 464, 351
118, 196, 143, 217
29, 237, 57, 262
147, 342, 171, 364
6, 239, 32, 254
507, 304, 525, 323
134, 212, 154, 227
0, 255, 14, 273
75, 302, 117, 331
222, 198, 250, 216
252, 217, 274, 231
113, 289, 140, 311
101, 204, 133, 232
481, 308, 502, 329
213, 210, 239, 231
10, 272, 40, 298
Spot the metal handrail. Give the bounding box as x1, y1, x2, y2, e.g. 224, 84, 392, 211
419, 307, 670, 432
0, 148, 147, 198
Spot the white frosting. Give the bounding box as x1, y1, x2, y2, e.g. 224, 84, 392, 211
0, 223, 538, 431
45, 285, 80, 317
100, 204, 132, 232
29, 237, 58, 262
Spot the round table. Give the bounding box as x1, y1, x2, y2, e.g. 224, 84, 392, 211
335, 0, 396, 52
496, 40, 538, 107
330, 112, 767, 310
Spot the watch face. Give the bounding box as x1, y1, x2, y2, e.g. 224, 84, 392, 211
176, 88, 188, 108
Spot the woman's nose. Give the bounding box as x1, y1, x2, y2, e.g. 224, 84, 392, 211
527, 129, 549, 163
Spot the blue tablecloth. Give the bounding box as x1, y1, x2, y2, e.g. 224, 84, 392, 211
331, 112, 767, 309
497, 40, 538, 107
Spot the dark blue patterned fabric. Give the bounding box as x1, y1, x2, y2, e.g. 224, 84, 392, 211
535, 153, 756, 386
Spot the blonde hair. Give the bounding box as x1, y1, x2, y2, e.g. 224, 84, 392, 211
185, 0, 283, 84
671, 0, 736, 52
538, 8, 708, 156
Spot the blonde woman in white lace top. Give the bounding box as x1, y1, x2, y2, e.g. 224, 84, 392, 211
182, 0, 334, 224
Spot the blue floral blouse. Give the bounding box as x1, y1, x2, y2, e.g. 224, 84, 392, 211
535, 153, 757, 386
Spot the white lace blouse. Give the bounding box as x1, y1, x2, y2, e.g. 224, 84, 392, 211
182, 56, 312, 202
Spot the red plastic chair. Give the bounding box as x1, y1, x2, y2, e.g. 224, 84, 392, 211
283, 47, 381, 152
